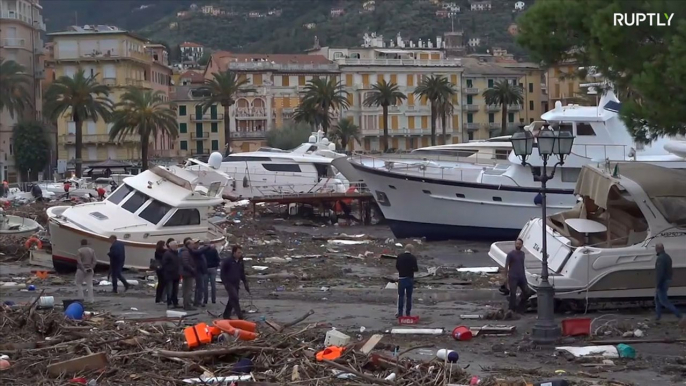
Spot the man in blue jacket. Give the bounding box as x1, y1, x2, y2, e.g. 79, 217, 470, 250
654, 243, 685, 325
220, 245, 250, 319
107, 235, 129, 293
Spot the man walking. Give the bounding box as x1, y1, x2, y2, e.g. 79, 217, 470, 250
107, 235, 129, 293
162, 240, 181, 309
75, 239, 96, 303
180, 239, 197, 311
655, 243, 685, 325
205, 243, 220, 304
395, 244, 418, 318
504, 238, 530, 312
220, 245, 250, 319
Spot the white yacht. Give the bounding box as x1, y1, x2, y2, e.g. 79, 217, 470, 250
0, 208, 42, 237
343, 91, 686, 240
187, 131, 350, 199
181, 152, 234, 199
46, 166, 226, 272
37, 177, 99, 199
489, 163, 686, 300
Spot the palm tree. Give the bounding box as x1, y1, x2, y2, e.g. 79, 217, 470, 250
482, 80, 524, 136
414, 75, 456, 146
108, 88, 179, 171
293, 98, 320, 131
0, 59, 32, 119
363, 79, 406, 152
330, 118, 362, 152
44, 70, 113, 177
197, 70, 255, 156
436, 94, 454, 145
300, 77, 349, 134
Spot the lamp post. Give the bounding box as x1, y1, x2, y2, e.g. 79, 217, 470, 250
510, 123, 575, 344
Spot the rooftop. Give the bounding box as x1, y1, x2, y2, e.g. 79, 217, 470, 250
48, 25, 145, 41
214, 52, 334, 72
461, 58, 521, 76
180, 42, 203, 48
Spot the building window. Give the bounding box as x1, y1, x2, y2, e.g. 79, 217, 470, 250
180, 141, 188, 150
466, 95, 473, 104
528, 83, 534, 93
211, 122, 218, 132
487, 79, 494, 88
466, 79, 473, 88
179, 105, 187, 116
467, 113, 473, 123
508, 112, 514, 123
282, 75, 290, 87
488, 113, 494, 123
530, 118, 534, 123
529, 100, 534, 111
468, 131, 474, 140
211, 140, 219, 151
179, 123, 187, 133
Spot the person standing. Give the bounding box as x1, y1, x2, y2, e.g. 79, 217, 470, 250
395, 244, 418, 318
180, 239, 197, 311
31, 183, 43, 202
504, 238, 530, 312
63, 181, 70, 199
154, 240, 166, 304
162, 240, 181, 309
205, 243, 220, 304
654, 243, 685, 324
107, 235, 129, 293
190, 240, 210, 307
96, 186, 106, 200
220, 245, 250, 319
75, 239, 96, 303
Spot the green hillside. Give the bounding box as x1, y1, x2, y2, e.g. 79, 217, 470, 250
43, 0, 530, 57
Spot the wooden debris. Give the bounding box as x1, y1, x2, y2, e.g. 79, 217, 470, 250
358, 334, 384, 355
46, 352, 108, 377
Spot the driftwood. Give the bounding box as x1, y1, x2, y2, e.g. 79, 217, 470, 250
154, 346, 278, 359
323, 359, 394, 385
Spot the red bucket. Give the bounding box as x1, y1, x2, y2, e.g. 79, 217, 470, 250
561, 317, 591, 336
398, 316, 419, 325
452, 326, 473, 341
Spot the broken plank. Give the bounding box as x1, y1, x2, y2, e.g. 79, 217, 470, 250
47, 352, 108, 377
358, 334, 384, 355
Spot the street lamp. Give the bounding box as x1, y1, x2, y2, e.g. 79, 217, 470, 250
510, 123, 575, 345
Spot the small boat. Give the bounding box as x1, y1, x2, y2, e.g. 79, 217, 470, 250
46, 166, 227, 272
489, 163, 686, 301
0, 208, 42, 237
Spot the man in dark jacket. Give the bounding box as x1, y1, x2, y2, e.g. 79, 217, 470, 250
395, 244, 418, 318
654, 243, 685, 324
162, 240, 181, 308
190, 240, 210, 307
179, 238, 197, 310
205, 243, 221, 304
107, 235, 129, 293
31, 184, 43, 202
220, 245, 250, 319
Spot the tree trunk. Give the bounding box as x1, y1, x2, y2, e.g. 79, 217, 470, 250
223, 104, 231, 156
441, 109, 447, 145
382, 105, 389, 152
141, 133, 150, 171
430, 103, 437, 146
74, 114, 83, 177
500, 105, 509, 136
341, 137, 348, 152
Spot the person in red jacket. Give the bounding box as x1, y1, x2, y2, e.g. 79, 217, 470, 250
96, 186, 106, 200
63, 182, 71, 199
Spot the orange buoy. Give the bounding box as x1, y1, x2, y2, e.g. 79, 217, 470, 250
213, 319, 258, 341
24, 237, 42, 250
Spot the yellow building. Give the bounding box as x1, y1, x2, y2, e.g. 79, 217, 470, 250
0, 0, 46, 181
460, 58, 545, 140
172, 85, 225, 157
204, 51, 338, 152
310, 33, 464, 151
48, 25, 171, 169
545, 61, 583, 106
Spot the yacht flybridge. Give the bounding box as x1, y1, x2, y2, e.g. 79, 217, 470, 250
342, 91, 686, 240
186, 131, 350, 199
46, 166, 226, 272
489, 163, 686, 301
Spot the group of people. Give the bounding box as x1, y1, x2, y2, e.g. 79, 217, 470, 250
73, 236, 251, 320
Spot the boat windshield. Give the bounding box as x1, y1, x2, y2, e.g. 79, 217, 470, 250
107, 184, 134, 204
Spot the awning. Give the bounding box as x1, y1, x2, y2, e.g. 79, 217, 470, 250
86, 159, 134, 169
574, 165, 620, 209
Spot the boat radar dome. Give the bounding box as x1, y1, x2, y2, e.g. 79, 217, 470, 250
321, 138, 329, 145
328, 143, 336, 151
308, 135, 317, 143
208, 152, 223, 169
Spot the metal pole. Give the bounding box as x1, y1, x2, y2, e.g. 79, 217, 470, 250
531, 156, 561, 344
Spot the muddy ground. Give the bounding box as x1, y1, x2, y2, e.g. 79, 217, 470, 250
0, 204, 685, 385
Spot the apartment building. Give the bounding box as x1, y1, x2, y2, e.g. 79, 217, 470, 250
0, 0, 46, 181
172, 85, 226, 158
460, 58, 545, 140
309, 33, 464, 151
203, 51, 338, 153
545, 61, 583, 106
48, 25, 172, 169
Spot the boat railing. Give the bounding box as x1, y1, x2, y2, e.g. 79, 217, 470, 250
252, 182, 370, 200
349, 151, 501, 167
570, 144, 629, 160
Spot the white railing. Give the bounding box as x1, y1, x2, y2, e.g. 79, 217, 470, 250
337, 58, 461, 67
235, 108, 266, 118
227, 62, 339, 72
2, 38, 26, 48
233, 130, 267, 138
251, 182, 370, 200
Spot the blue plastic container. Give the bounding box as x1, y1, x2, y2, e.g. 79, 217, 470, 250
64, 301, 84, 320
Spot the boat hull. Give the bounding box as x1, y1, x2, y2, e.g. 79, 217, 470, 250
350, 163, 575, 241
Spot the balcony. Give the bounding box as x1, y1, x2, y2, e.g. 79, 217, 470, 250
463, 87, 479, 94
190, 132, 209, 140
488, 122, 502, 129
102, 77, 116, 86
191, 149, 209, 156
124, 78, 151, 89
232, 130, 267, 139
465, 123, 482, 131
190, 113, 224, 122
228, 62, 338, 72
462, 104, 480, 112
507, 104, 521, 111
337, 58, 461, 67
486, 105, 501, 112
60, 133, 139, 144
1, 38, 26, 48
235, 107, 267, 119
